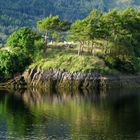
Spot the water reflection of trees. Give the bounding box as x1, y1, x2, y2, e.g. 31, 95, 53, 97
0, 90, 34, 139
0, 88, 140, 139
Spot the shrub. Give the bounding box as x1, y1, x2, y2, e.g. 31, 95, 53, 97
0, 50, 32, 77
115, 55, 139, 74
7, 27, 43, 59
105, 56, 116, 68
105, 55, 140, 74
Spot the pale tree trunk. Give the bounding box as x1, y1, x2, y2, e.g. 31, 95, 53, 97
78, 41, 84, 55
78, 42, 81, 55
81, 41, 85, 53
45, 32, 48, 45
42, 32, 48, 55
91, 40, 94, 54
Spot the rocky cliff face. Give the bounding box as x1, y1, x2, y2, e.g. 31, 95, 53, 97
23, 67, 101, 90
1, 67, 140, 90
22, 67, 140, 90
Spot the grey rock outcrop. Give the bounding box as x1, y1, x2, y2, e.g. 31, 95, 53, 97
22, 67, 140, 90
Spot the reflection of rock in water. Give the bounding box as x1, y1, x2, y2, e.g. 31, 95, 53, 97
14, 88, 140, 139
15, 87, 140, 111
0, 76, 27, 89
22, 88, 97, 105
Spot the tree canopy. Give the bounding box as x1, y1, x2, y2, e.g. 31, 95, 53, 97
0, 50, 32, 77
37, 15, 71, 43
1, 7, 140, 76
0, 27, 44, 77
69, 8, 140, 73
1, 0, 140, 43
7, 27, 42, 55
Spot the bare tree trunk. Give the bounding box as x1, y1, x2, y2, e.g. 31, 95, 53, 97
45, 32, 48, 46
91, 40, 94, 54
78, 42, 81, 55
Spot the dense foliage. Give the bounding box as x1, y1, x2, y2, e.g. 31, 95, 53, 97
0, 27, 44, 77
1, 7, 140, 77
0, 50, 32, 77
1, 0, 140, 43
37, 15, 71, 43
69, 8, 140, 73
7, 27, 44, 57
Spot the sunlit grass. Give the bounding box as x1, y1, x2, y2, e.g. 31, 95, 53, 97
29, 43, 114, 74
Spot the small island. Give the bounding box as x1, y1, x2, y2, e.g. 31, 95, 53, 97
0, 8, 140, 90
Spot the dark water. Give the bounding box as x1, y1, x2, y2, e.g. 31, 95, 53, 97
0, 88, 140, 140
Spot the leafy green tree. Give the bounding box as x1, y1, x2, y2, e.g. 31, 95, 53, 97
69, 8, 140, 73
37, 16, 61, 32
37, 15, 71, 44
69, 19, 88, 55
0, 50, 32, 77
120, 8, 140, 57
69, 10, 102, 55
86, 10, 103, 53
105, 55, 140, 73
99, 8, 140, 57
1, 0, 140, 43
7, 27, 42, 57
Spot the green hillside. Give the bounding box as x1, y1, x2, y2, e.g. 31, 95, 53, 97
0, 0, 140, 43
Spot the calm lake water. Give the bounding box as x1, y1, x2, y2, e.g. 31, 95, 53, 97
0, 88, 140, 140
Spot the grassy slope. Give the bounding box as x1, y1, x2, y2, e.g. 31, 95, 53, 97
30, 43, 117, 74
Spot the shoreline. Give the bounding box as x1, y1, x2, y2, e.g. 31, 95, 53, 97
1, 67, 140, 90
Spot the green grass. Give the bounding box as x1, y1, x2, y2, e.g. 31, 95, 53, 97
29, 44, 117, 74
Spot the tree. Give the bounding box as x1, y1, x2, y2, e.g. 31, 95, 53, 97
7, 27, 42, 57
69, 19, 88, 55
100, 9, 123, 54
86, 10, 103, 53
69, 10, 102, 55
97, 8, 140, 57
69, 8, 140, 73
0, 50, 32, 77
37, 15, 71, 45
120, 8, 140, 57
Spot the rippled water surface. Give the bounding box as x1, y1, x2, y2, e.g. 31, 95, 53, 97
0, 88, 140, 140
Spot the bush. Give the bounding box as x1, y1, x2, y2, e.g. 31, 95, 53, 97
33, 39, 45, 60
115, 55, 139, 74
7, 27, 43, 59
0, 50, 32, 77
105, 56, 116, 68
105, 55, 140, 74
